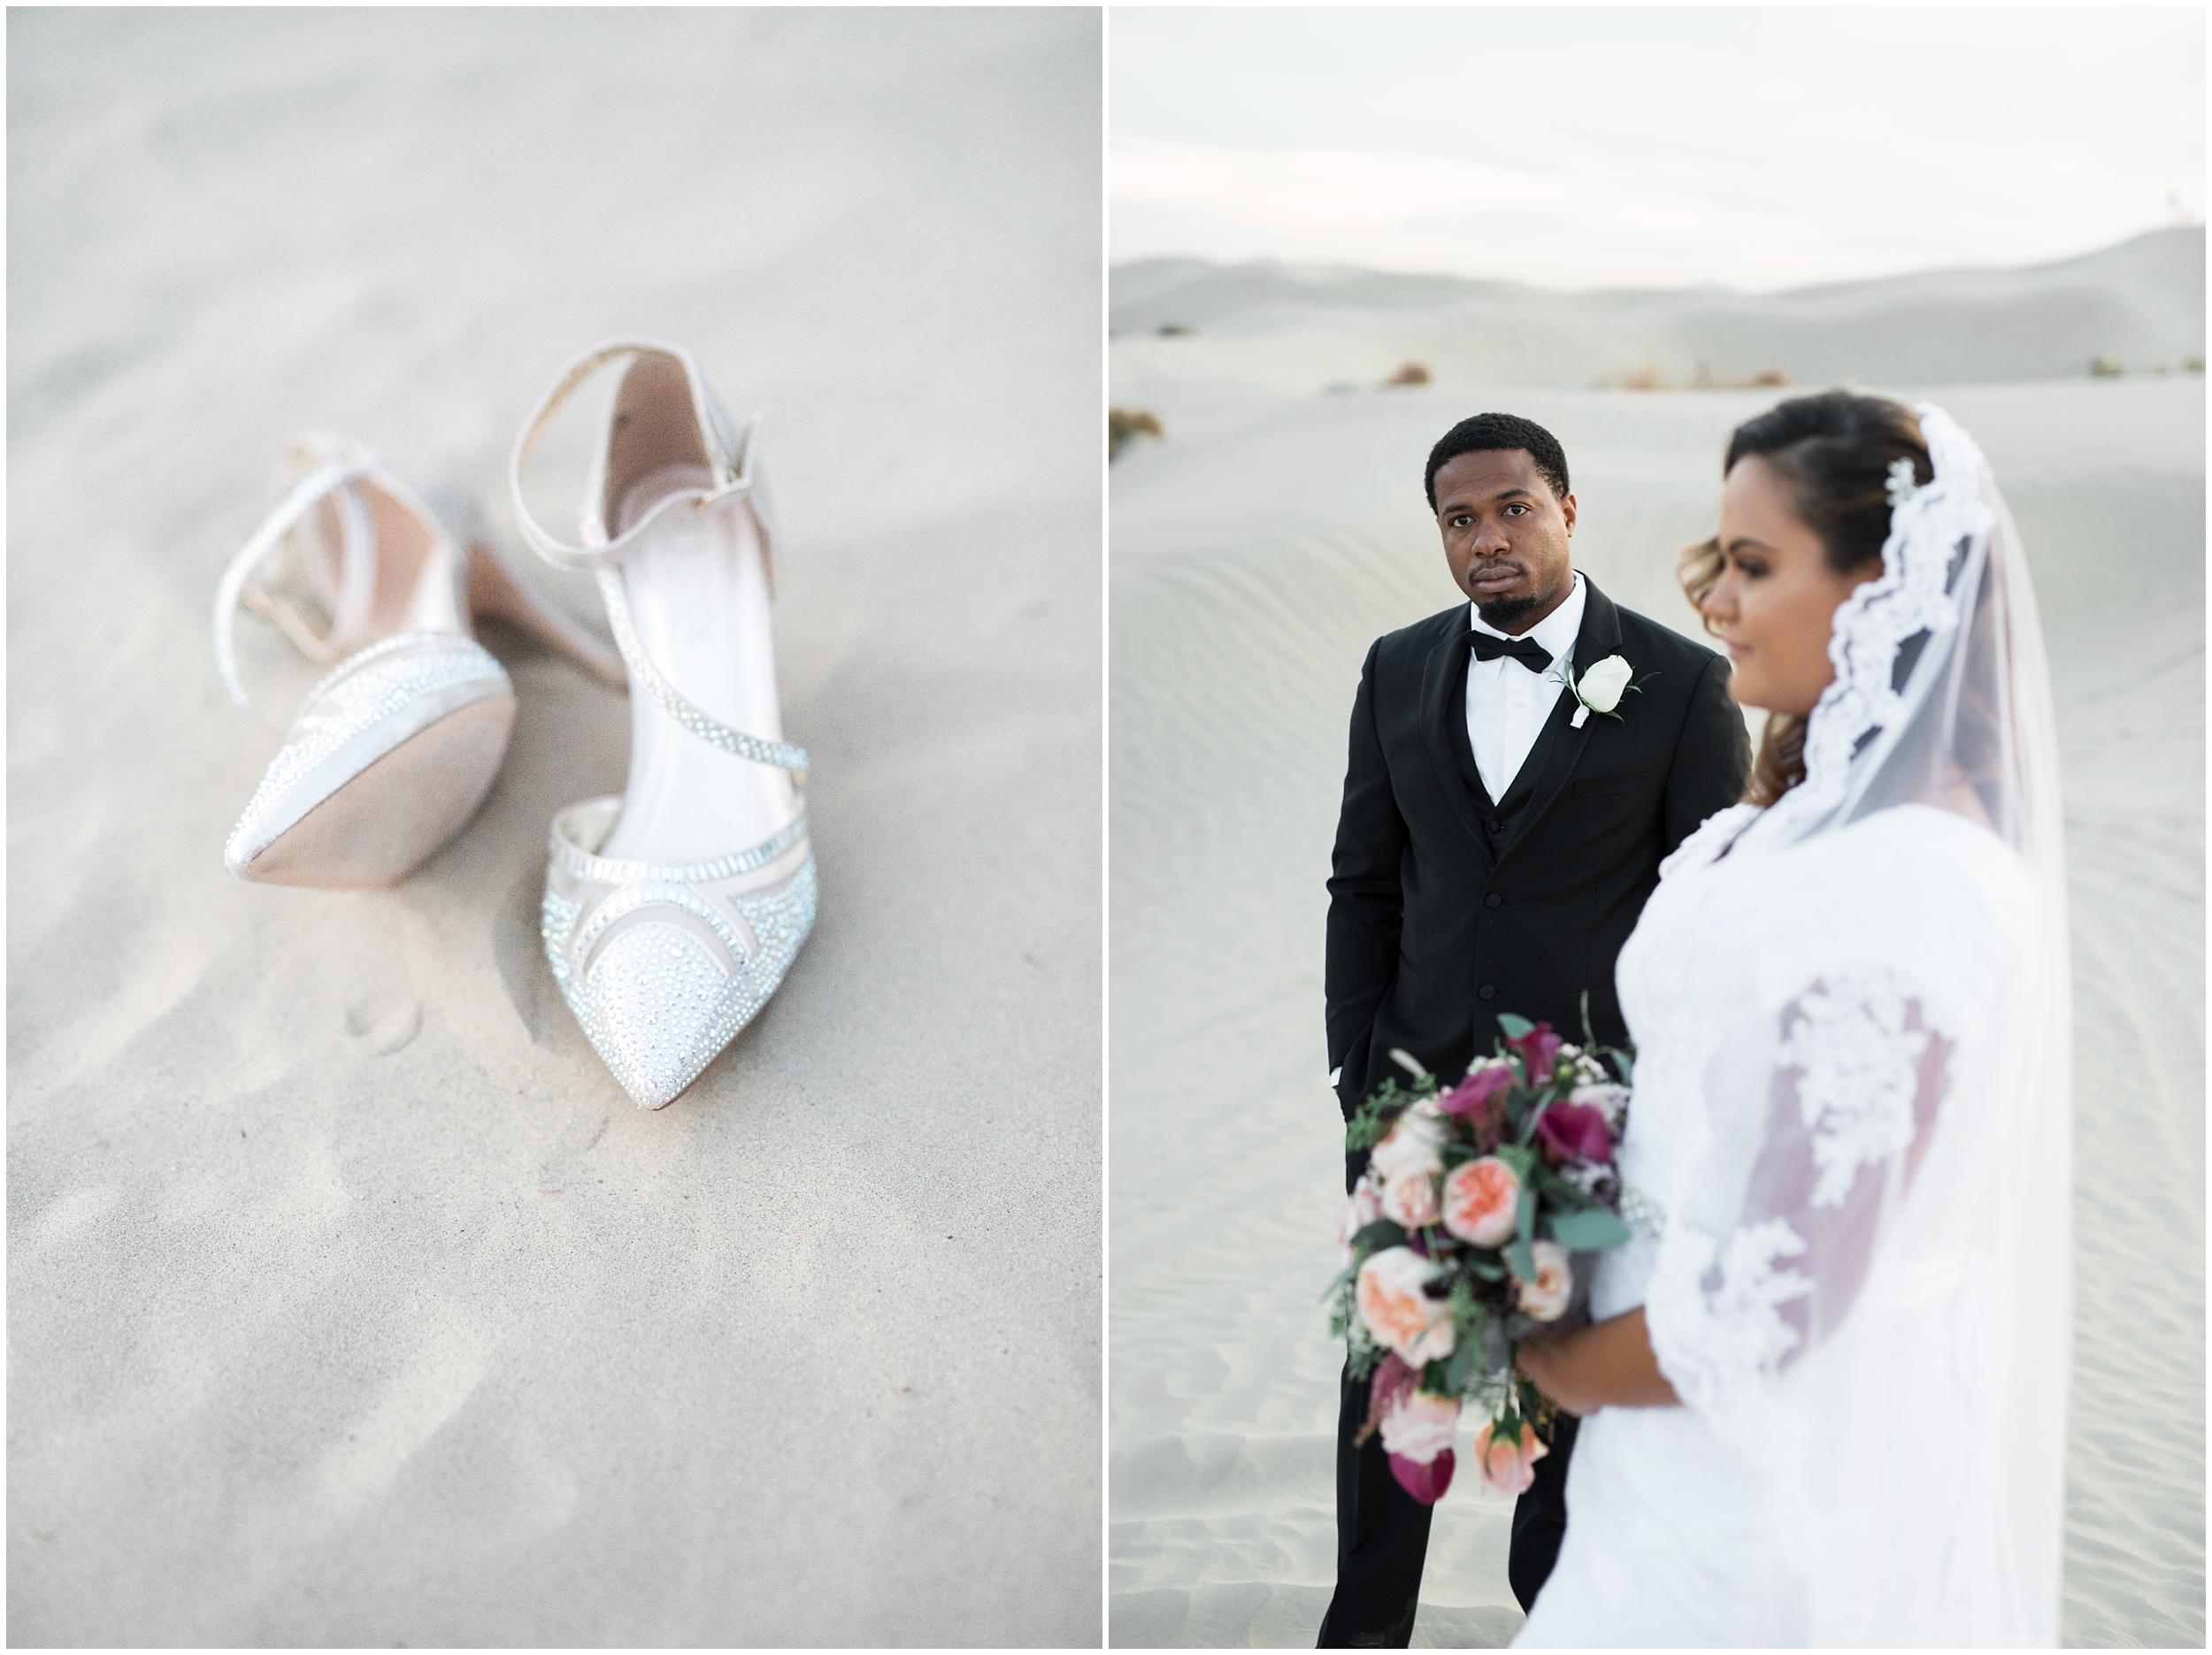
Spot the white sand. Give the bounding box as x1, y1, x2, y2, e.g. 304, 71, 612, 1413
9, 11, 1100, 1646
1108, 249, 2202, 1645
1111, 229, 2204, 401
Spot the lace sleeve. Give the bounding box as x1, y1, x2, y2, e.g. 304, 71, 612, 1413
1645, 961, 1955, 1424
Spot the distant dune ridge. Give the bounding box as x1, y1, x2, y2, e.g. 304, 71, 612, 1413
1110, 226, 2205, 395
1109, 227, 2205, 1646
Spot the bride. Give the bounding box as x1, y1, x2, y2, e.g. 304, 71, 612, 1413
1511, 392, 2071, 1645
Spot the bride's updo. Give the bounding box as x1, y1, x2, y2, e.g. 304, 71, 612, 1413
1679, 390, 1932, 806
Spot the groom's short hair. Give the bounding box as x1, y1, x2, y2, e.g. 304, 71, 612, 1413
1424, 413, 1571, 510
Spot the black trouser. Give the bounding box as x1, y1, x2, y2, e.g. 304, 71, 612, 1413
1316, 1356, 1432, 1648
1317, 1365, 1579, 1645
1318, 1130, 1582, 1651
1507, 1411, 1578, 1613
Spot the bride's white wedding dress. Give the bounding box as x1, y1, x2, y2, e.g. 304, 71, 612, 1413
1517, 406, 2072, 1647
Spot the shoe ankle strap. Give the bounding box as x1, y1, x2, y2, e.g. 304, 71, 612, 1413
507, 339, 775, 582
510, 340, 805, 780
214, 446, 373, 707
213, 437, 459, 708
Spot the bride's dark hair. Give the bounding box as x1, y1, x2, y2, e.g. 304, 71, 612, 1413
1678, 390, 1932, 806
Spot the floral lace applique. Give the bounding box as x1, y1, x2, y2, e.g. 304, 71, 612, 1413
1758, 406, 1994, 850
1778, 965, 1932, 1209
1648, 1218, 1811, 1411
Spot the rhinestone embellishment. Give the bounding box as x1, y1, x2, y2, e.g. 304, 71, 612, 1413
229, 632, 510, 854
544, 850, 816, 1107
594, 568, 808, 776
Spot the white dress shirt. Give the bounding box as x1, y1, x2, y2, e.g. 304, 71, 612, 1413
1466, 571, 1586, 801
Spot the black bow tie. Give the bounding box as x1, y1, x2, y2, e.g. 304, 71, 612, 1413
1470, 632, 1554, 674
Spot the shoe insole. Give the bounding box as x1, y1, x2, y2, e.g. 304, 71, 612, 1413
598, 463, 798, 866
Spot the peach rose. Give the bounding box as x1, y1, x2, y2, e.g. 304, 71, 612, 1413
1516, 1238, 1574, 1322
1473, 1417, 1548, 1496
1440, 1156, 1521, 1247
1370, 1116, 1444, 1230
1356, 1247, 1456, 1366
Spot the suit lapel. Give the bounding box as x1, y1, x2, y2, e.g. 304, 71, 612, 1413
1494, 578, 1624, 867
1419, 617, 1495, 870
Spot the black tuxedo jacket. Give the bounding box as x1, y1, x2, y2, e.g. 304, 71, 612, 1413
1326, 576, 1749, 1116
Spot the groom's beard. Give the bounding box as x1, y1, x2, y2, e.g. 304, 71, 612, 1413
1475, 592, 1543, 630
1473, 571, 1567, 632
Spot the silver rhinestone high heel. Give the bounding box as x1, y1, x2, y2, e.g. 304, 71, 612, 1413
510, 341, 814, 1108
215, 433, 623, 888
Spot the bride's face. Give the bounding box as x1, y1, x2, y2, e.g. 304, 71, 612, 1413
1701, 455, 1882, 717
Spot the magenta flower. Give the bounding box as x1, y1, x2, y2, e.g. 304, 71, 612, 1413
1390, 1447, 1456, 1504
1533, 1102, 1613, 1165
1438, 1058, 1514, 1117
1366, 1352, 1463, 1504
1511, 1021, 1563, 1087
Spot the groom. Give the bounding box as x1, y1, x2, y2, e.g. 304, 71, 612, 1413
1317, 413, 1748, 1646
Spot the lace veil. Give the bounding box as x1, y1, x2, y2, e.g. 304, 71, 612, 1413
1643, 403, 2072, 1643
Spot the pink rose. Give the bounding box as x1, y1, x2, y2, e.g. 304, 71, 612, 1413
1440, 1156, 1521, 1248
1516, 1239, 1574, 1322
1370, 1117, 1444, 1230
1366, 1356, 1462, 1504
1533, 1102, 1613, 1166
1473, 1418, 1548, 1496
1356, 1247, 1457, 1366
1510, 1021, 1563, 1088
1378, 1378, 1462, 1465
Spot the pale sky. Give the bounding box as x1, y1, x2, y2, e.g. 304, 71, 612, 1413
1110, 7, 2206, 291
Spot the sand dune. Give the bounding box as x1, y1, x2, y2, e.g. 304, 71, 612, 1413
1109, 235, 2203, 1644
1111, 227, 2205, 402
9, 11, 1101, 1646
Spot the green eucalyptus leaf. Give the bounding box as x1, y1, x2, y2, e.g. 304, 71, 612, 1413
1351, 1219, 1408, 1254
1495, 1012, 1534, 1040
1445, 1337, 1479, 1393
1548, 1208, 1633, 1251
1507, 1237, 1536, 1281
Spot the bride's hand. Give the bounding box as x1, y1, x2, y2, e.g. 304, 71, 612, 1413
1516, 1308, 1680, 1416
1516, 1333, 1590, 1418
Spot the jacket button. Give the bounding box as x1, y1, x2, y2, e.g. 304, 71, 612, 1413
1485, 893, 1502, 908
1486, 819, 1503, 833
1478, 984, 1496, 1000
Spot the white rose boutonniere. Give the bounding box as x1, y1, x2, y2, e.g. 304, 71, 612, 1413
1551, 652, 1656, 727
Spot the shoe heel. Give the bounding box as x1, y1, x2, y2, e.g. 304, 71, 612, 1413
466, 540, 626, 691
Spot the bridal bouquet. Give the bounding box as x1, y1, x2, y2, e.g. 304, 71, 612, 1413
1326, 1014, 1635, 1506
